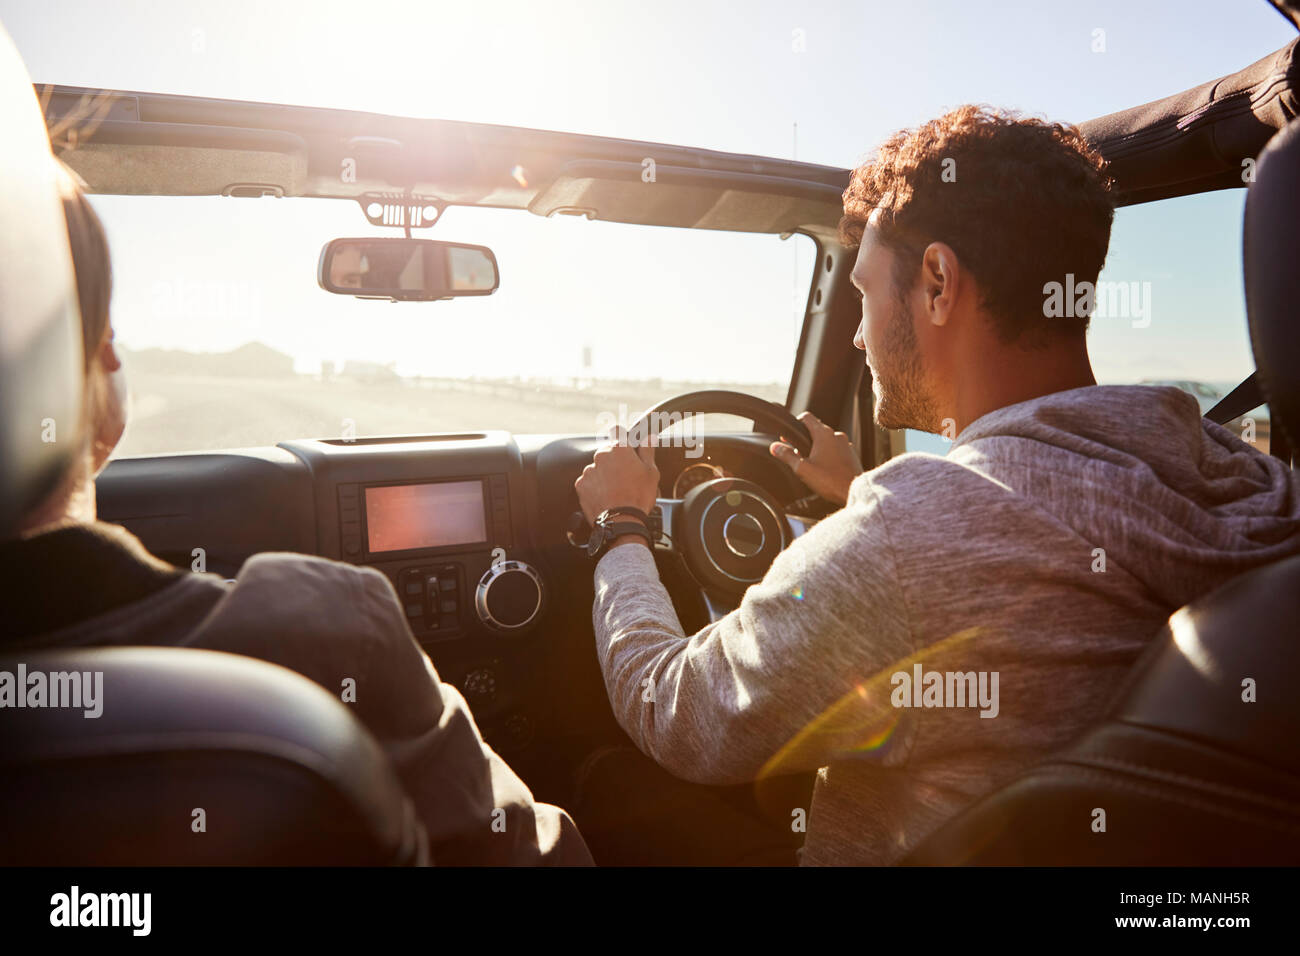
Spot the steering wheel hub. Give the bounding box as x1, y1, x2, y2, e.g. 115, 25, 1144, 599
675, 477, 790, 594
722, 512, 765, 557
625, 388, 812, 609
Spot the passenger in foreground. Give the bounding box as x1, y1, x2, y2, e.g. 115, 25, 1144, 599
1, 164, 592, 866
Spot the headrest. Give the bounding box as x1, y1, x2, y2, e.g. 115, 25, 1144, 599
0, 22, 84, 535
0, 646, 428, 864
1243, 118, 1300, 452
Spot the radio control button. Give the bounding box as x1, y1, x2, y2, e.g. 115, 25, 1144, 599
475, 561, 543, 631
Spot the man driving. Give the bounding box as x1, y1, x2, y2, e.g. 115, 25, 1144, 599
574, 105, 1300, 865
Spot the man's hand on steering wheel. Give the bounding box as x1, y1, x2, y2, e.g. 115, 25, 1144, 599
769, 411, 864, 506
575, 426, 660, 526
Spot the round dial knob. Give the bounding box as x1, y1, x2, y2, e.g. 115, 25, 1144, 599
475, 560, 544, 630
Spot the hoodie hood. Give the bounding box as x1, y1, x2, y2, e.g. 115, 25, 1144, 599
949, 384, 1300, 608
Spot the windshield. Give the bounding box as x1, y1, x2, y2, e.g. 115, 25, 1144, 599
23, 0, 1293, 457
93, 194, 815, 455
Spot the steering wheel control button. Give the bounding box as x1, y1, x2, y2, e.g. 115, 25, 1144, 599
722, 512, 766, 557
476, 560, 544, 631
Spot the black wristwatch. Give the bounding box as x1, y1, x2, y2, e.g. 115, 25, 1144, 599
585, 506, 662, 557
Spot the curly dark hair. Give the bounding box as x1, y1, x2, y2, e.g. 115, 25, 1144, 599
840, 105, 1115, 343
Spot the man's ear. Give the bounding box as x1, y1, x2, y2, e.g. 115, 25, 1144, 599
921, 242, 960, 327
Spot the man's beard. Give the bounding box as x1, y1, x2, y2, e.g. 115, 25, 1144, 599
869, 295, 941, 433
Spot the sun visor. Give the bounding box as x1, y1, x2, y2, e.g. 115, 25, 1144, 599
0, 24, 83, 535
528, 160, 846, 233
56, 118, 309, 196
1082, 38, 1300, 206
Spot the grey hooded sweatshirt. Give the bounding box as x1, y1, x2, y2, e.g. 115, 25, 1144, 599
591, 384, 1300, 865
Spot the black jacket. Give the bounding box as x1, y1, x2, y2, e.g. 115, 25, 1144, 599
1, 520, 592, 865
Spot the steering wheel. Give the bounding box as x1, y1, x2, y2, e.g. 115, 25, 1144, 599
629, 390, 817, 622
632, 389, 813, 458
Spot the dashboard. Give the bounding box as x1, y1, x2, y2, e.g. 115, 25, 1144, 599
94, 429, 807, 788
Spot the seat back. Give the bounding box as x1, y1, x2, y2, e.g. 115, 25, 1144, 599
906, 117, 1300, 866
905, 558, 1300, 864
0, 647, 427, 865
0, 23, 84, 534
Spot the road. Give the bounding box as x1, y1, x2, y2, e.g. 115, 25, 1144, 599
115, 374, 789, 456
114, 374, 1272, 458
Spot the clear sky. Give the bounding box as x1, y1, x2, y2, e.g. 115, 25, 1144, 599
1, 0, 1294, 389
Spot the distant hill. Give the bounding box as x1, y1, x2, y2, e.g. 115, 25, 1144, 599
121, 341, 295, 378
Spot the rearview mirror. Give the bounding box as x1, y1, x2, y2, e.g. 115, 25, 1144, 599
318, 238, 499, 301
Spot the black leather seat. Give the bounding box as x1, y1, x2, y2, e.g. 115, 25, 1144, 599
0, 648, 427, 865
905, 118, 1300, 865
0, 35, 425, 866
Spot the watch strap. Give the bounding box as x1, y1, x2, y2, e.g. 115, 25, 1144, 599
586, 518, 654, 557
595, 506, 662, 538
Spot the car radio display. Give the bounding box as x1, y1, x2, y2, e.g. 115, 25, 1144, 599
364, 480, 488, 554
